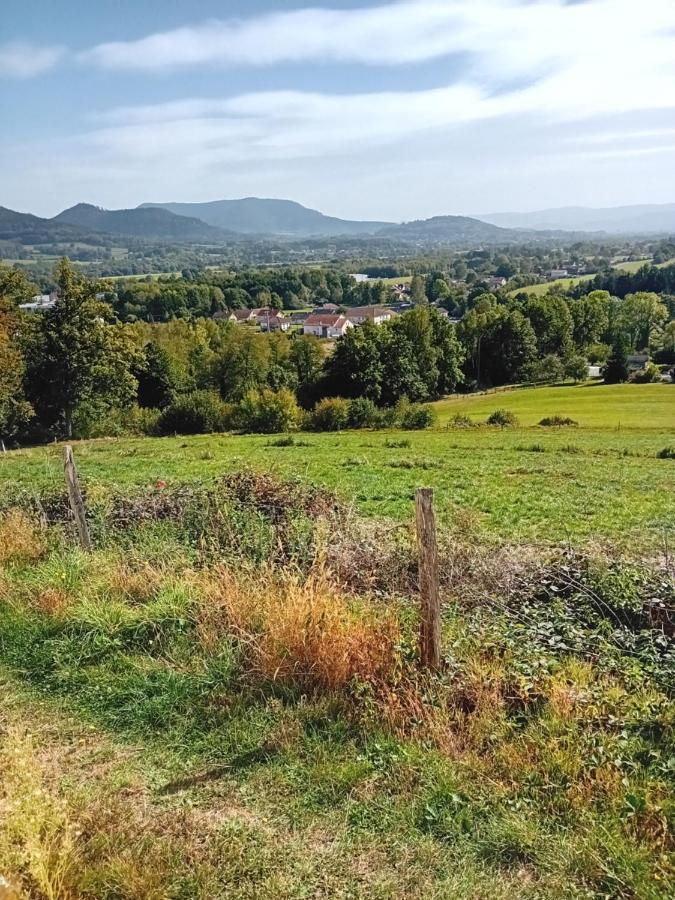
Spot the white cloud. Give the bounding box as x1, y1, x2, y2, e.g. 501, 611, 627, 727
5, 0, 675, 215
0, 41, 65, 78
82, 0, 675, 87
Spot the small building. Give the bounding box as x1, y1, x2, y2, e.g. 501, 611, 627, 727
303, 314, 354, 339
19, 292, 57, 313
227, 309, 257, 323
260, 314, 290, 333
290, 311, 310, 325
487, 276, 508, 290
212, 310, 238, 322
549, 269, 569, 279
313, 302, 341, 314
349, 274, 369, 283
345, 306, 395, 326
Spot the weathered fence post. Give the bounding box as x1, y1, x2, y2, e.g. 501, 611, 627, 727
64, 444, 92, 551
415, 487, 441, 671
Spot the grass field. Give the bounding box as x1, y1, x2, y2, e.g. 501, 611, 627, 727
509, 275, 595, 296
1, 383, 673, 898
2, 384, 673, 554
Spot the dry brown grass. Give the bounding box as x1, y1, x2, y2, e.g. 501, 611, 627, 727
196, 568, 400, 692
0, 727, 80, 900
0, 510, 45, 567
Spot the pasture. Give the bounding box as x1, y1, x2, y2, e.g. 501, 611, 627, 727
1, 382, 673, 899
2, 384, 673, 554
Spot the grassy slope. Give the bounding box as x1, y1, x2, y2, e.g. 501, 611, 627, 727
433, 382, 673, 428
1, 386, 673, 553
1, 524, 672, 899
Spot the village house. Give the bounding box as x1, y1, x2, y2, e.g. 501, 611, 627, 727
259, 313, 290, 333
487, 276, 508, 290
303, 314, 354, 339
345, 305, 395, 326
19, 292, 58, 313
548, 268, 569, 279
290, 311, 310, 326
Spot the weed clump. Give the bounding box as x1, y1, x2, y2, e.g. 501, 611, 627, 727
0, 509, 45, 565
657, 446, 675, 460
196, 570, 400, 692
539, 415, 579, 427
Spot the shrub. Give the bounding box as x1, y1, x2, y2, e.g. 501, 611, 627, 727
564, 354, 589, 383
385, 438, 411, 449
527, 354, 564, 384
310, 397, 351, 432
157, 391, 229, 436
657, 446, 675, 460
447, 413, 477, 428
371, 406, 399, 429
238, 388, 301, 434
486, 409, 518, 427
539, 415, 579, 427
347, 397, 379, 429
631, 362, 661, 384
400, 404, 436, 430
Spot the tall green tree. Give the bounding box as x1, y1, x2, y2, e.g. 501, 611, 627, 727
23, 259, 138, 438
603, 337, 629, 384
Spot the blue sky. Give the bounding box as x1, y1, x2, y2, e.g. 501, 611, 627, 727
3, 0, 675, 220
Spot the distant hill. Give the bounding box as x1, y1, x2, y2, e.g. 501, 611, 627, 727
54, 203, 232, 241
0, 206, 83, 243
480, 204, 675, 235
140, 197, 391, 237
378, 215, 519, 244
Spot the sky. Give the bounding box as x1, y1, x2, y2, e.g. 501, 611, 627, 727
2, 0, 675, 221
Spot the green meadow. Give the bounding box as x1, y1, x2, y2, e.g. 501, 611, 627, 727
1, 382, 673, 899
2, 383, 673, 554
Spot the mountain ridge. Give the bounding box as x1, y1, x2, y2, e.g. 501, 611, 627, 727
54, 203, 233, 241
139, 197, 391, 236
479, 203, 675, 234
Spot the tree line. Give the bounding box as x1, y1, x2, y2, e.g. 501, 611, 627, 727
0, 259, 672, 445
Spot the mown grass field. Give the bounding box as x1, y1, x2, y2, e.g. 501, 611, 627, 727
2, 385, 673, 554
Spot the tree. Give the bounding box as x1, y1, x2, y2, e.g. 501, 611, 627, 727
523, 295, 574, 357
616, 292, 669, 351
528, 353, 565, 384
564, 354, 589, 383
322, 322, 385, 402
23, 259, 139, 438
604, 337, 629, 384
569, 291, 611, 348
410, 274, 427, 305
0, 265, 34, 442
134, 342, 181, 409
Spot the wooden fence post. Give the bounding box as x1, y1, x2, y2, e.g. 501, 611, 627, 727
415, 487, 441, 671
64, 444, 92, 552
